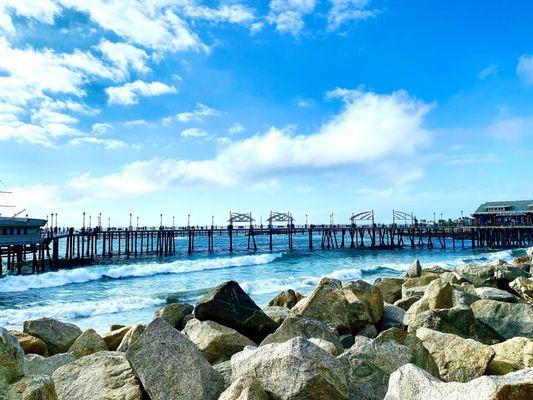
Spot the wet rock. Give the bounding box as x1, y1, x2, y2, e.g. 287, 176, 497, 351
292, 277, 369, 334
267, 289, 303, 309
415, 327, 494, 382
23, 318, 81, 356
339, 328, 440, 400
471, 299, 533, 339
231, 337, 348, 400
68, 329, 107, 358
219, 376, 269, 400
154, 302, 193, 330
102, 326, 131, 351
377, 303, 405, 331
126, 317, 224, 400
343, 279, 384, 324
6, 374, 58, 400
404, 280, 453, 326
510, 276, 533, 302
404, 259, 422, 278
373, 277, 406, 304
260, 316, 343, 355
8, 331, 47, 357
194, 281, 277, 343
52, 351, 142, 400
262, 306, 289, 325
116, 324, 144, 353
474, 287, 519, 303
183, 318, 255, 365
486, 337, 533, 375
0, 327, 25, 385
394, 296, 421, 311
24, 353, 75, 377
384, 363, 533, 400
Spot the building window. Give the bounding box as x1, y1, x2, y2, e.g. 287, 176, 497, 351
24, 229, 28, 234
1, 228, 5, 235
9, 228, 14, 235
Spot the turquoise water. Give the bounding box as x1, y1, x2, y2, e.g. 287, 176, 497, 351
0, 233, 524, 333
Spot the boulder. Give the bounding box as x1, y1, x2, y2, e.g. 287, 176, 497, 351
355, 324, 378, 339
510, 276, 533, 302
0, 327, 25, 385
394, 296, 420, 311
214, 360, 233, 389
454, 264, 496, 287
452, 287, 481, 307
425, 265, 448, 274
68, 329, 107, 358
407, 306, 503, 345
262, 306, 289, 325
474, 287, 519, 303
308, 338, 338, 355
339, 328, 440, 400
291, 277, 369, 334
401, 274, 440, 298
486, 337, 533, 375
194, 281, 277, 343
494, 265, 529, 289
219, 376, 269, 400
373, 277, 406, 304
102, 325, 131, 351
440, 271, 462, 285
52, 351, 142, 400
384, 363, 533, 400
126, 317, 224, 400
231, 337, 348, 399
267, 289, 303, 309
23, 318, 81, 356
339, 334, 355, 349
260, 316, 343, 355
343, 279, 384, 324
154, 302, 193, 330
415, 328, 494, 382
471, 299, 533, 339
404, 280, 453, 326
8, 331, 47, 356
116, 324, 144, 353
377, 303, 405, 331
24, 353, 75, 377
404, 259, 422, 278
403, 286, 427, 298
183, 318, 256, 365
6, 374, 58, 400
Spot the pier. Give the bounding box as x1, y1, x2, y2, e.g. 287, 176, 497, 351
1, 210, 532, 276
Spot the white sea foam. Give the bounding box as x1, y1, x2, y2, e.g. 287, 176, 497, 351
0, 253, 281, 293
0, 296, 165, 330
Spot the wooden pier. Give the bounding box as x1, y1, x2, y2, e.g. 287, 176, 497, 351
1, 222, 532, 276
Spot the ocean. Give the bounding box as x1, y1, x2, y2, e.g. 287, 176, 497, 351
0, 232, 526, 333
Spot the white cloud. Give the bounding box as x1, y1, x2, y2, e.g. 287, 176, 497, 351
297, 98, 313, 108
517, 54, 533, 84
489, 117, 532, 141
267, 0, 316, 36
91, 123, 114, 135
96, 40, 150, 77
180, 3, 256, 24
0, 0, 60, 33
180, 127, 209, 138
106, 80, 176, 105
124, 119, 149, 127
328, 0, 377, 31
228, 123, 244, 134
69, 137, 129, 150
478, 64, 498, 80
172, 103, 219, 123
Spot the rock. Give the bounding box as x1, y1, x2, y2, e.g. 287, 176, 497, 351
231, 337, 348, 399
510, 276, 533, 302
154, 302, 193, 330
384, 363, 533, 400
219, 376, 269, 400
126, 317, 224, 400
0, 327, 25, 385
214, 360, 232, 389
292, 277, 369, 334
374, 277, 406, 304
339, 334, 354, 349
102, 325, 131, 351
339, 328, 440, 400
352, 335, 372, 349
416, 327, 494, 382
404, 280, 453, 326
394, 296, 420, 310
110, 324, 125, 331
486, 337, 533, 375
474, 287, 519, 303
403, 286, 427, 298
8, 331, 47, 357
440, 271, 462, 285
116, 324, 144, 353
262, 306, 289, 325
308, 338, 338, 355
454, 264, 496, 287
404, 259, 422, 278
23, 318, 81, 356
6, 374, 58, 400
343, 279, 384, 324
425, 265, 448, 274
377, 303, 405, 331
183, 318, 256, 365
494, 265, 529, 289
194, 281, 277, 343
52, 351, 142, 400
24, 353, 75, 377
267, 289, 303, 309
67, 329, 107, 358
260, 316, 343, 354
355, 324, 378, 339
408, 306, 504, 345
401, 274, 440, 298
452, 287, 481, 307
471, 299, 533, 339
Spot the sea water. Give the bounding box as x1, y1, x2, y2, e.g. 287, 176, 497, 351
0, 232, 525, 333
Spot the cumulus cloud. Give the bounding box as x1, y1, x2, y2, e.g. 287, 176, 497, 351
0, 0, 60, 33
267, 0, 316, 36
228, 123, 245, 134
106, 80, 176, 105
69, 137, 130, 150
327, 0, 377, 31
91, 123, 114, 135
180, 127, 209, 138
96, 40, 150, 76
171, 103, 219, 123
517, 54, 533, 84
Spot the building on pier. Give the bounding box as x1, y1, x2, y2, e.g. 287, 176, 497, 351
472, 200, 533, 225
0, 216, 47, 246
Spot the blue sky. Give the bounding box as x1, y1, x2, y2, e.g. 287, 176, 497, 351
0, 0, 532, 226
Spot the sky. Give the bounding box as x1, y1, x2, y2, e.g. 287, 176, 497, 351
0, 0, 532, 227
